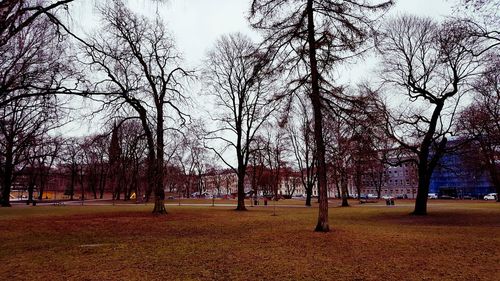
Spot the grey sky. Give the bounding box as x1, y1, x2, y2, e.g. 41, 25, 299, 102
64, 0, 455, 137
145, 0, 453, 68
72, 0, 454, 68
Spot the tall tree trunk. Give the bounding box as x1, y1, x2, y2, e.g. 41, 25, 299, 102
27, 181, 35, 205
152, 113, 166, 214
236, 166, 247, 211
80, 172, 85, 203
305, 183, 313, 206
151, 157, 166, 214
355, 169, 362, 199
336, 181, 341, 199
341, 175, 349, 207
38, 182, 44, 201
90, 175, 97, 199
99, 168, 106, 199
1, 175, 13, 207
1, 143, 14, 207
69, 168, 76, 201
414, 163, 431, 215
412, 102, 444, 215
307, 0, 329, 232
38, 173, 47, 200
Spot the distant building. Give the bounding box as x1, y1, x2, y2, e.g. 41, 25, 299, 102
358, 142, 496, 199
358, 160, 418, 198
429, 143, 496, 198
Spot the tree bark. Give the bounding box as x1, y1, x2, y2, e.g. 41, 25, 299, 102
236, 167, 247, 211
305, 183, 313, 206
307, 0, 329, 232
412, 102, 444, 215
27, 181, 35, 205
341, 176, 349, 207
152, 110, 167, 215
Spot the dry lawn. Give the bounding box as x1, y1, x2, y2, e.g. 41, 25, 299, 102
0, 201, 499, 281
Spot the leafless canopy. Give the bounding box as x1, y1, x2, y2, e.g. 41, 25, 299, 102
249, 0, 393, 231
377, 15, 484, 215
0, 0, 73, 108
249, 0, 393, 100
203, 32, 275, 210
0, 0, 73, 48
80, 0, 191, 214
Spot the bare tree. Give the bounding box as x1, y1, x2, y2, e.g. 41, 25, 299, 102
60, 137, 84, 201
452, 0, 499, 56
120, 120, 148, 201
261, 120, 289, 200
183, 124, 209, 197
287, 96, 316, 206
249, 0, 393, 231
0, 0, 73, 49
377, 15, 483, 215
79, 134, 105, 199
324, 115, 353, 207
105, 120, 148, 201
91, 133, 110, 199
24, 135, 62, 203
248, 136, 266, 200
80, 0, 191, 214
203, 33, 275, 211
348, 88, 390, 200
0, 0, 75, 108
0, 96, 60, 206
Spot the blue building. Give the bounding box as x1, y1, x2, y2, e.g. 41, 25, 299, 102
429, 143, 496, 199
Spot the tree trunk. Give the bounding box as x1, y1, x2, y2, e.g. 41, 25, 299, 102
412, 102, 444, 215
236, 168, 247, 211
1, 145, 14, 207
307, 0, 329, 232
98, 167, 106, 199
340, 176, 349, 207
152, 111, 167, 215
152, 160, 167, 214
149, 154, 167, 214
69, 169, 76, 201
413, 166, 431, 215
1, 169, 13, 207
91, 178, 97, 199
305, 183, 313, 206
336, 181, 341, 199
38, 174, 47, 200
152, 181, 166, 213
27, 181, 35, 205
152, 196, 167, 214
355, 165, 362, 199
80, 174, 85, 204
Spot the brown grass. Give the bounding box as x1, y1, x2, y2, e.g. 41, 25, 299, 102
0, 201, 499, 281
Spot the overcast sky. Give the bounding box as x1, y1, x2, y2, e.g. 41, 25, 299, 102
72, 0, 454, 68
65, 0, 455, 137
141, 0, 453, 67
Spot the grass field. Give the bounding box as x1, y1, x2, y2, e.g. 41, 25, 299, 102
0, 201, 499, 281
